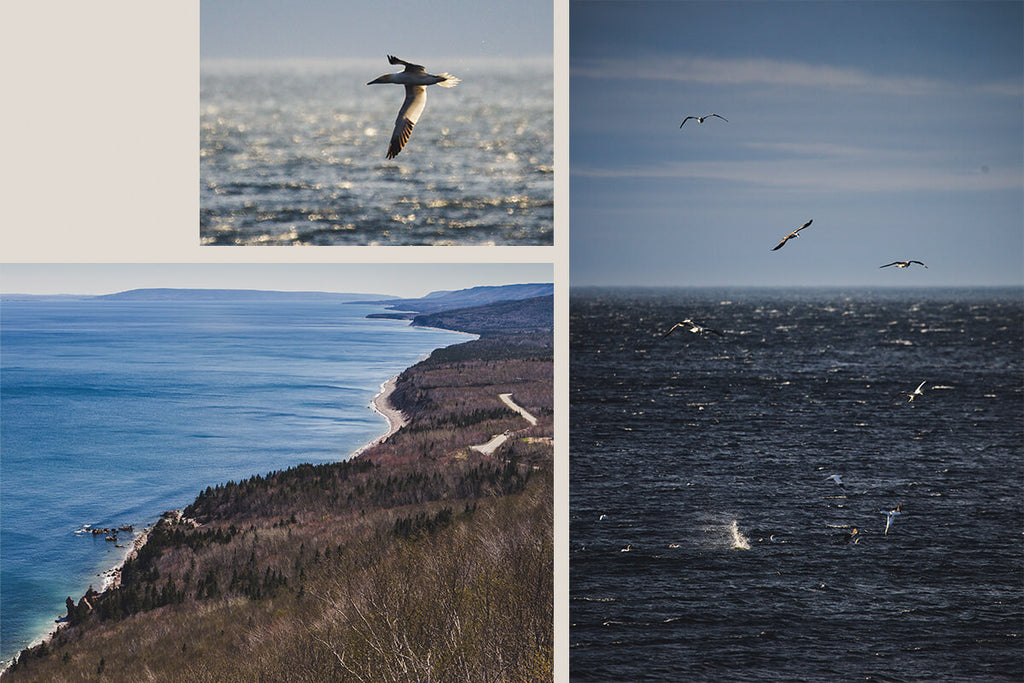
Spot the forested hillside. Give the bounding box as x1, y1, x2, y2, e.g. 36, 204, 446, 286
5, 295, 553, 682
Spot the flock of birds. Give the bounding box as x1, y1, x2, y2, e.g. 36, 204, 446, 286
678, 112, 930, 267
643, 120, 934, 542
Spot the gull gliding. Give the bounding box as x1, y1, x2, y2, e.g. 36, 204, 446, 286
771, 220, 813, 251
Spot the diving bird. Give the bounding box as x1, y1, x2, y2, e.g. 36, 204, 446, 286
905, 381, 926, 402
662, 319, 724, 338
367, 55, 460, 159
771, 219, 813, 251
680, 113, 728, 127
880, 260, 927, 269
880, 504, 902, 535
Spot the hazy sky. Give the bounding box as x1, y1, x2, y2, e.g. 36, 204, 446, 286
201, 0, 552, 61
570, 0, 1023, 288
0, 263, 553, 298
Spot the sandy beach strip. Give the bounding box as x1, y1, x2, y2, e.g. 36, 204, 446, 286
350, 374, 408, 458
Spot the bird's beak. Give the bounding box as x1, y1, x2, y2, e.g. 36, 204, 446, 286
367, 75, 387, 85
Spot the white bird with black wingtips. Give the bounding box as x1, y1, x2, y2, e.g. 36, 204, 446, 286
367, 55, 460, 159
662, 319, 724, 338
905, 381, 926, 402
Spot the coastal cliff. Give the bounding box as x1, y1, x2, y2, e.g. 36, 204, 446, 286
4, 295, 553, 682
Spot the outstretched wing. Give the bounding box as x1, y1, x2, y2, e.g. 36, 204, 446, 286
909, 261, 927, 268
661, 323, 684, 338
708, 113, 728, 122
773, 219, 812, 250
879, 262, 899, 268
387, 55, 425, 72
680, 116, 697, 128
387, 85, 427, 158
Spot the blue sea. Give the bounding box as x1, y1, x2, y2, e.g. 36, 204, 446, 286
0, 294, 472, 664
570, 288, 1023, 682
201, 59, 553, 246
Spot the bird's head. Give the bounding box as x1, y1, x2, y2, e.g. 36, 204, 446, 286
367, 74, 395, 85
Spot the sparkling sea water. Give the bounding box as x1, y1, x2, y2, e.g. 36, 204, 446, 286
201, 58, 553, 246
0, 295, 473, 664
571, 288, 1023, 682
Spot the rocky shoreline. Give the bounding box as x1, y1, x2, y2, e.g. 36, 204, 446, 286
1, 373, 409, 677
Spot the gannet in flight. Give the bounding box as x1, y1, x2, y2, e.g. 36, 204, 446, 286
662, 319, 723, 338
367, 55, 460, 159
825, 474, 846, 490
880, 261, 927, 269
680, 114, 728, 127
905, 381, 926, 402
771, 219, 813, 251
880, 504, 902, 535
620, 544, 632, 552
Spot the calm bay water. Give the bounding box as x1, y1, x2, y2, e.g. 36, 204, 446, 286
201, 59, 553, 246
571, 288, 1023, 682
0, 296, 472, 663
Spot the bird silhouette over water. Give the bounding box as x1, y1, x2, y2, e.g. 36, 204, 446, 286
680, 113, 728, 127
771, 219, 813, 251
367, 55, 460, 159
905, 381, 926, 402
662, 319, 724, 338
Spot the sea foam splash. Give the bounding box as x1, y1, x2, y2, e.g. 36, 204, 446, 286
729, 520, 750, 550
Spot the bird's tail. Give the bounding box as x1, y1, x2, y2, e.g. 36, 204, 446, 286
437, 74, 460, 87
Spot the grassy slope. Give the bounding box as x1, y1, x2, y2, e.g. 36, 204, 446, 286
5, 297, 553, 682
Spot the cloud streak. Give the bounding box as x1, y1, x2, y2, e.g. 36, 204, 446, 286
572, 54, 1022, 98
572, 157, 1021, 194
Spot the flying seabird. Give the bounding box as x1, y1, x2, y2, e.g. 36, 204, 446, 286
680, 114, 728, 127
662, 319, 724, 338
620, 544, 632, 552
880, 261, 927, 269
771, 219, 813, 251
367, 55, 460, 159
825, 474, 846, 490
905, 381, 926, 402
880, 504, 902, 535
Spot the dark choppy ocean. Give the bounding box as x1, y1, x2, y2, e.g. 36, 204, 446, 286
570, 288, 1023, 682
0, 296, 472, 665
201, 59, 553, 246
